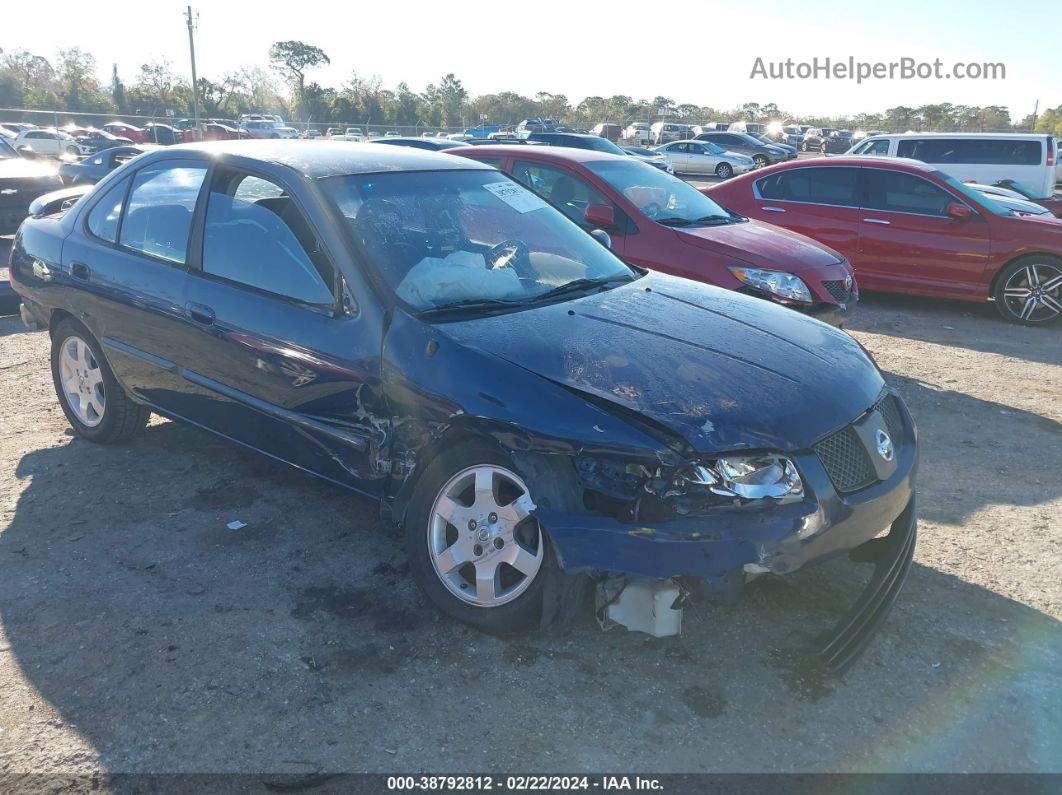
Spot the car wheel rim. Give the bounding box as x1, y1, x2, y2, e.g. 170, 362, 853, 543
427, 464, 543, 607
1003, 262, 1062, 322
59, 335, 105, 427
718, 165, 732, 178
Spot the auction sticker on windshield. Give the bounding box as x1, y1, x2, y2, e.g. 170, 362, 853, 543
483, 181, 549, 213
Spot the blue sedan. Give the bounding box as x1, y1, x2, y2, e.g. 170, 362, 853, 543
58, 145, 156, 186
10, 141, 917, 672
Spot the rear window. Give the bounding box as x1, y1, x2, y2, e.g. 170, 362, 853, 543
756, 167, 860, 206
897, 138, 1043, 166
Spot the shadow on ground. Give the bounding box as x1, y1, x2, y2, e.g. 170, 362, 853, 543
1, 415, 1059, 774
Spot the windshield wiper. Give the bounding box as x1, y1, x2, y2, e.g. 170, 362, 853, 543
417, 297, 527, 319
692, 214, 733, 223
533, 273, 634, 302
655, 217, 694, 226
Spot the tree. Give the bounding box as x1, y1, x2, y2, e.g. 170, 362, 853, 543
56, 47, 97, 110
133, 61, 177, 115
110, 63, 126, 113
268, 40, 329, 120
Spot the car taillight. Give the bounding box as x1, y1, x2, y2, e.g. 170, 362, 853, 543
1048, 145, 1055, 167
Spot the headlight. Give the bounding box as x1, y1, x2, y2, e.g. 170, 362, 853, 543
712, 456, 803, 499
728, 266, 813, 303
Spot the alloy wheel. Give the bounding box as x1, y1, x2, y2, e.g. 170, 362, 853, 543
1002, 262, 1062, 322
717, 164, 733, 179
427, 464, 543, 607
59, 335, 106, 427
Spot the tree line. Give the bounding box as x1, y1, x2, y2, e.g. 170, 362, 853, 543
1, 42, 1058, 135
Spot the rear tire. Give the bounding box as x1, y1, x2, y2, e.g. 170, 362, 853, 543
992, 256, 1062, 325
50, 318, 150, 443
715, 163, 734, 179
753, 154, 769, 169
404, 441, 551, 635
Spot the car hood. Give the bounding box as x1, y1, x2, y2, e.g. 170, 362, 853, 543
674, 217, 845, 270
0, 157, 60, 180
438, 272, 882, 454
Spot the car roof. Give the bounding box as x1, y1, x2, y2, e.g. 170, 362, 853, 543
146, 140, 493, 177
451, 144, 627, 164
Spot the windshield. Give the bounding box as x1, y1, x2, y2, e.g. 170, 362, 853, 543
586, 159, 735, 225
934, 171, 1018, 217
582, 137, 626, 155
321, 169, 636, 314
997, 179, 1048, 201
699, 141, 726, 155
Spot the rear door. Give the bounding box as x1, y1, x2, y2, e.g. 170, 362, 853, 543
661, 143, 689, 171
61, 159, 208, 411
751, 166, 862, 261
856, 167, 991, 295
179, 165, 387, 495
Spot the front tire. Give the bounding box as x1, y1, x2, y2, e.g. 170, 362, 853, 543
753, 154, 769, 169
992, 256, 1062, 325
50, 319, 149, 443
65, 145, 79, 156
404, 441, 550, 634
715, 162, 734, 179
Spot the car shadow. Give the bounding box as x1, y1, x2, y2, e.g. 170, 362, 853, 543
0, 417, 1059, 773
848, 291, 1062, 367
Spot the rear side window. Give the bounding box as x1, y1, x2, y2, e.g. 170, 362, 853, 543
86, 177, 129, 243
863, 170, 953, 215
756, 167, 860, 206
897, 138, 1043, 166
510, 160, 609, 226
120, 163, 207, 263
201, 170, 336, 307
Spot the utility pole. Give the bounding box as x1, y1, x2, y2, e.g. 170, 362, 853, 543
185, 6, 200, 137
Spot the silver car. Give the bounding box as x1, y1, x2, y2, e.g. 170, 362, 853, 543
653, 140, 754, 178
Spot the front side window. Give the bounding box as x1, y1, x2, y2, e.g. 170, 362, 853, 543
587, 159, 734, 225
756, 167, 860, 206
201, 170, 336, 307
510, 161, 609, 225
86, 176, 129, 243
119, 162, 207, 263
858, 139, 890, 156
863, 169, 954, 216
320, 169, 635, 313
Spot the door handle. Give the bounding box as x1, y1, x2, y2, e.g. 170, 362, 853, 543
186, 302, 216, 325
70, 262, 90, 280
863, 218, 890, 225
761, 206, 786, 213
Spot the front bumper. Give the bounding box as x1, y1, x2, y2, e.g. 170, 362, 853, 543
798, 298, 854, 327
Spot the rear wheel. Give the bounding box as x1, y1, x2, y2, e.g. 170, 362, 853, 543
993, 257, 1062, 325
50, 319, 149, 442
753, 154, 769, 169
715, 162, 734, 179
65, 145, 79, 156
405, 442, 549, 634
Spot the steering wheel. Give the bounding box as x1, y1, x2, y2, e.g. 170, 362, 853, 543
486, 239, 529, 271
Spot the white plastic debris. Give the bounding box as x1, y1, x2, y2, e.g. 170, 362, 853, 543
226, 520, 247, 531
604, 579, 683, 637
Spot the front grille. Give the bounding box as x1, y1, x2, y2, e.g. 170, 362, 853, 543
877, 394, 903, 440
814, 426, 877, 493
822, 279, 852, 303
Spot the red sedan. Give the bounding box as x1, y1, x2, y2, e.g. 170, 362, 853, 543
706, 156, 1062, 325
202, 123, 241, 141
101, 122, 147, 143
452, 145, 857, 325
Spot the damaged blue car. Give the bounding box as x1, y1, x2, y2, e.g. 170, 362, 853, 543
11, 141, 917, 672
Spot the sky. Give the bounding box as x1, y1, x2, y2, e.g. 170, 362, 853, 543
5, 0, 1060, 118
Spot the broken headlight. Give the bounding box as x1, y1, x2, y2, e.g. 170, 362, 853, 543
707, 455, 803, 500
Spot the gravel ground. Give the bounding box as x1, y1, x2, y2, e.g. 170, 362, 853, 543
0, 239, 1060, 778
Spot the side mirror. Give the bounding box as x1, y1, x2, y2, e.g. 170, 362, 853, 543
945, 202, 973, 220
589, 229, 612, 249
584, 203, 615, 228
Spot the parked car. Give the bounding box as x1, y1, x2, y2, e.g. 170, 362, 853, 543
852, 130, 889, 142
0, 123, 37, 138
963, 182, 1055, 217
693, 131, 792, 168
620, 146, 673, 173
751, 134, 797, 158
0, 136, 64, 234
844, 133, 1059, 199
72, 128, 134, 153
202, 123, 241, 141
101, 122, 147, 143
329, 127, 367, 142
141, 123, 184, 145
649, 122, 692, 144
58, 145, 154, 186
515, 118, 559, 137
767, 124, 806, 147
10, 140, 917, 671
27, 184, 91, 216
691, 123, 729, 134
462, 123, 506, 139
623, 122, 651, 144
802, 128, 853, 153
452, 144, 857, 325
706, 156, 1062, 324
527, 132, 627, 155
371, 136, 471, 151
591, 123, 623, 142
984, 178, 1062, 218
727, 121, 768, 137
653, 140, 754, 178
10, 128, 92, 158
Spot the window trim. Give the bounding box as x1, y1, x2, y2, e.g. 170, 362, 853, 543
859, 166, 979, 219
193, 163, 346, 316
751, 165, 864, 209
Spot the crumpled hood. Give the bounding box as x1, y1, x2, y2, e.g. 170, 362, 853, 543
676, 218, 845, 271
440, 272, 883, 453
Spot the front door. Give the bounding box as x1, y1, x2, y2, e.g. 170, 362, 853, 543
180, 167, 388, 496
857, 168, 992, 296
